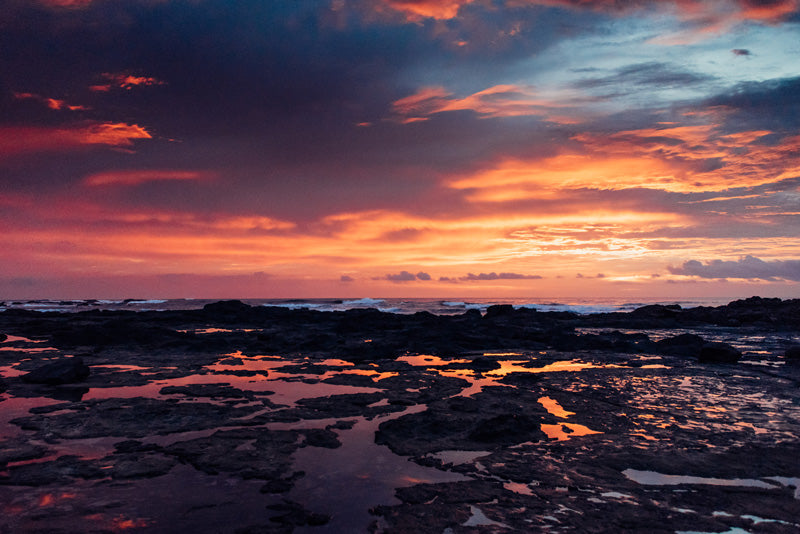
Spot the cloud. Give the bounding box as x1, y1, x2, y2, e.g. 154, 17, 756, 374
381, 0, 474, 20
376, 1, 800, 25
384, 270, 431, 282
83, 170, 211, 187
392, 84, 561, 121
340, 275, 355, 282
459, 272, 543, 281
574, 62, 715, 92
90, 72, 166, 92
0, 123, 152, 156
731, 48, 751, 56
668, 255, 800, 281
13, 92, 89, 111
38, 0, 94, 8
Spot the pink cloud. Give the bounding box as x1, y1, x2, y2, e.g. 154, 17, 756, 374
83, 170, 212, 187
0, 123, 152, 157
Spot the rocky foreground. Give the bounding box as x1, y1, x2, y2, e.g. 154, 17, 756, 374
1, 297, 799, 533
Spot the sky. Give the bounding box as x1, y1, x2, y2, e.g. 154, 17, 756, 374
1, 0, 799, 300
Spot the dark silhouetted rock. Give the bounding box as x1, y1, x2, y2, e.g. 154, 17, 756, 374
468, 356, 502, 372
698, 342, 741, 363
656, 333, 706, 357
301, 428, 341, 449
484, 304, 515, 318
468, 413, 542, 443
21, 356, 90, 385
203, 300, 251, 314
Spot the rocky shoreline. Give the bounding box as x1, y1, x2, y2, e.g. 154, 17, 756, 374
1, 297, 799, 532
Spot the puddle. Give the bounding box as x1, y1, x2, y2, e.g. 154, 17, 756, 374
461, 505, 511, 528
538, 396, 575, 418
290, 409, 467, 533
431, 450, 490, 465
623, 469, 779, 490
541, 423, 602, 441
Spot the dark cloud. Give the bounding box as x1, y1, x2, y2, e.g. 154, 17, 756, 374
384, 270, 430, 282
705, 76, 800, 136
340, 275, 355, 282
731, 49, 751, 56
575, 62, 715, 92
459, 272, 542, 281
668, 255, 800, 281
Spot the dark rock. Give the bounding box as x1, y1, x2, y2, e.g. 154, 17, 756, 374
301, 428, 341, 449
395, 480, 504, 504
11, 397, 264, 439
698, 342, 741, 363
0, 455, 105, 486
0, 438, 50, 466
485, 304, 515, 318
468, 413, 543, 444
468, 356, 502, 372
21, 356, 90, 385
203, 300, 252, 315
655, 333, 706, 357
159, 383, 258, 400
165, 428, 302, 483
785, 345, 800, 359
630, 304, 682, 318
259, 478, 296, 494
113, 440, 163, 453
327, 419, 357, 430
0, 333, 6, 342
462, 308, 482, 320
107, 451, 177, 479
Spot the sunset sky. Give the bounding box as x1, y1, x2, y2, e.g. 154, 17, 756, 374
1, 0, 799, 299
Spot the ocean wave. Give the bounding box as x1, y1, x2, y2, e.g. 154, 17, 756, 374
342, 298, 385, 307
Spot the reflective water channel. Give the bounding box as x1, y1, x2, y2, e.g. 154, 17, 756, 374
2, 327, 800, 533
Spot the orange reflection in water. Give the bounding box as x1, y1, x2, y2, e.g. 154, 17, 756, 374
38, 492, 76, 507
538, 396, 575, 418
86, 514, 152, 531
345, 369, 399, 381
397, 354, 469, 367
541, 423, 602, 441
112, 517, 152, 530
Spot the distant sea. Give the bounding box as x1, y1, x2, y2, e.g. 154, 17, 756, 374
0, 296, 738, 315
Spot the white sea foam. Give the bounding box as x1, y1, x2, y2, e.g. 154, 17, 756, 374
342, 298, 385, 307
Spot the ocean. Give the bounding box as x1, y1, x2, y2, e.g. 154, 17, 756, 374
0, 296, 736, 315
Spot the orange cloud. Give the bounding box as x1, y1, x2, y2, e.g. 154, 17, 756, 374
83, 170, 212, 187
0, 123, 152, 157
575, 126, 800, 191
382, 0, 474, 20
90, 72, 165, 92
375, 0, 799, 38
392, 84, 570, 121
448, 154, 686, 201
13, 92, 89, 111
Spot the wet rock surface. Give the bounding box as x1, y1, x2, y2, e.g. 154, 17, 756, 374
0, 299, 799, 532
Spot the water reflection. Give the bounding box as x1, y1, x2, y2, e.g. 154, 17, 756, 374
541, 423, 602, 441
